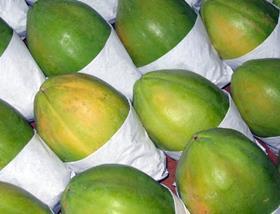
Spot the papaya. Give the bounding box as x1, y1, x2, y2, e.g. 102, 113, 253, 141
34, 73, 129, 162
0, 181, 51, 213
176, 128, 280, 214
0, 18, 13, 57
61, 164, 175, 214
231, 58, 280, 137
273, 0, 280, 7
201, 0, 279, 59
115, 0, 197, 67
133, 70, 229, 151
27, 0, 111, 76
0, 99, 33, 169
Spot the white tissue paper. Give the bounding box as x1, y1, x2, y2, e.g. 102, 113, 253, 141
79, 29, 141, 99
165, 187, 190, 214
272, 206, 280, 214
138, 16, 233, 88
65, 100, 167, 181
185, 0, 201, 11
165, 91, 256, 160
258, 136, 280, 154
0, 133, 71, 209
26, 0, 117, 23
0, 0, 28, 38
224, 15, 280, 70
0, 32, 45, 120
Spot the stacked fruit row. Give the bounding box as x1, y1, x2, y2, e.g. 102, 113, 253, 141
0, 0, 280, 213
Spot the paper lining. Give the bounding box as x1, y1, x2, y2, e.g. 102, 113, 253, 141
165, 91, 255, 160
0, 133, 71, 208
0, 32, 45, 120
79, 29, 141, 99
65, 100, 167, 181
224, 15, 280, 69
185, 0, 201, 11
258, 136, 280, 154
138, 16, 233, 88
0, 0, 28, 37
272, 206, 280, 214
165, 186, 190, 214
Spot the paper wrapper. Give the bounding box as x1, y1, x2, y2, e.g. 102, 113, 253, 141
224, 15, 280, 69
165, 187, 190, 214
0, 32, 45, 120
138, 16, 233, 88
272, 206, 280, 214
79, 29, 141, 99
0, 0, 28, 38
258, 136, 280, 155
185, 0, 201, 11
26, 0, 117, 23
0, 133, 71, 209
65, 101, 167, 181
165, 91, 255, 160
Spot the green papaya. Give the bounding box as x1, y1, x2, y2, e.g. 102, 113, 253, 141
231, 58, 280, 137
61, 164, 175, 214
273, 0, 280, 7
176, 128, 280, 214
133, 70, 229, 151
34, 73, 129, 162
0, 182, 51, 213
27, 0, 111, 76
201, 0, 279, 59
0, 99, 33, 169
0, 18, 13, 57
115, 0, 197, 67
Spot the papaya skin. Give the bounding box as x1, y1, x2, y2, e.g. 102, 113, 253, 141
0, 18, 13, 57
35, 73, 129, 162
0, 100, 33, 169
231, 59, 280, 137
27, 0, 111, 76
115, 0, 197, 67
0, 182, 51, 213
201, 0, 279, 59
61, 164, 175, 214
176, 128, 280, 214
133, 70, 229, 151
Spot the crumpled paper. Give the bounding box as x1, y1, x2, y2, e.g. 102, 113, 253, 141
65, 100, 167, 181
224, 15, 280, 69
165, 91, 255, 160
26, 0, 117, 23
138, 16, 233, 88
0, 32, 45, 120
0, 133, 71, 209
272, 206, 280, 214
79, 29, 141, 99
258, 136, 280, 155
185, 0, 201, 11
0, 0, 28, 38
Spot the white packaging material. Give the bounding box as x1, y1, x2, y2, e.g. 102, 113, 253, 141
138, 16, 233, 88
185, 0, 201, 11
26, 0, 117, 23
65, 101, 167, 181
258, 136, 280, 154
272, 206, 280, 214
0, 133, 71, 209
79, 29, 141, 99
225, 15, 280, 70
165, 91, 255, 160
164, 187, 190, 214
0, 32, 45, 120
0, 0, 28, 38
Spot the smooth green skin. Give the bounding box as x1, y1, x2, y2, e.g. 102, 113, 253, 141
274, 0, 280, 7
61, 164, 175, 214
133, 70, 229, 151
0, 100, 33, 169
35, 73, 129, 162
231, 59, 280, 137
27, 0, 111, 76
0, 18, 12, 57
0, 182, 51, 213
115, 0, 197, 67
201, 0, 279, 59
176, 128, 280, 214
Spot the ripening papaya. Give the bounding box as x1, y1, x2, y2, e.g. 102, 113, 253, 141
176, 128, 280, 214
0, 18, 13, 57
